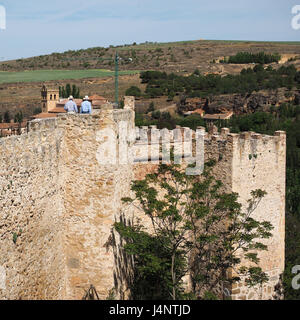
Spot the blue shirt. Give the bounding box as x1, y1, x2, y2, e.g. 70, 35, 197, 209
64, 100, 78, 113
81, 101, 92, 114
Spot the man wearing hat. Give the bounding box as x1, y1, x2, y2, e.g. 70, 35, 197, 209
80, 96, 92, 114
64, 96, 78, 113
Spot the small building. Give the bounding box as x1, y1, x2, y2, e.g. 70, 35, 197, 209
203, 111, 233, 121
41, 85, 59, 113
88, 95, 109, 107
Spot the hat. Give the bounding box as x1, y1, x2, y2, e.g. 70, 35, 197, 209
83, 96, 89, 101
68, 96, 74, 100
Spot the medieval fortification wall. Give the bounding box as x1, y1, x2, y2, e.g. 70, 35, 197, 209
0, 97, 286, 300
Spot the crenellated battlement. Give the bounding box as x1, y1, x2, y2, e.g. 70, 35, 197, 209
133, 125, 286, 165
134, 125, 286, 145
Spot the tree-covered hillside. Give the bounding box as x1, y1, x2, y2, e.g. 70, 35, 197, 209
138, 65, 300, 98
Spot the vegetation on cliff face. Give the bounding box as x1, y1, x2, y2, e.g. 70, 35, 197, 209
115, 161, 272, 300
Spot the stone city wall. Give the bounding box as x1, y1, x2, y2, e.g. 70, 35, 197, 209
0, 118, 65, 299
0, 97, 286, 300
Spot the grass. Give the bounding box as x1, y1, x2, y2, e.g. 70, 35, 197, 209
0, 69, 140, 84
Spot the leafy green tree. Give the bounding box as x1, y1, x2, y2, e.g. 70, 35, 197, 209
33, 107, 42, 115
4, 111, 10, 123
177, 114, 205, 131
227, 52, 281, 64
60, 84, 80, 98
161, 112, 171, 121
151, 110, 161, 120
253, 64, 264, 73
14, 111, 23, 124
168, 90, 175, 101
72, 84, 80, 98
115, 161, 273, 300
125, 86, 142, 97
147, 102, 155, 113
139, 65, 298, 99
193, 69, 201, 76
66, 84, 71, 97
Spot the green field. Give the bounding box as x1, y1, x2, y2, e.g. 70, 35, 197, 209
0, 69, 140, 84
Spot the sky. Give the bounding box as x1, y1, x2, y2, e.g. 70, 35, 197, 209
0, 0, 299, 61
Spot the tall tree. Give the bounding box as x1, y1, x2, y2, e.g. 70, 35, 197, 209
60, 84, 80, 98
4, 111, 10, 123
115, 161, 273, 300
72, 84, 80, 98
66, 84, 71, 98
14, 111, 23, 124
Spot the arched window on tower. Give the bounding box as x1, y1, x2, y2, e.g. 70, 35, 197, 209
50, 94, 52, 100
54, 94, 56, 100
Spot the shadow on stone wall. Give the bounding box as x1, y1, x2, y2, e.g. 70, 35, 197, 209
111, 212, 135, 300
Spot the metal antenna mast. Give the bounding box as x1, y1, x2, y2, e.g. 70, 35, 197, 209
115, 52, 119, 107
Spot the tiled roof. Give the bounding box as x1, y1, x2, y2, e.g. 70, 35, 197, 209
89, 95, 107, 101
31, 113, 59, 119
57, 99, 83, 106
48, 107, 66, 114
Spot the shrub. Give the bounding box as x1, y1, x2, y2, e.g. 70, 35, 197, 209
125, 86, 142, 97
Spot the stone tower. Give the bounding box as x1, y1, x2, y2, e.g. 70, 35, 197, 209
133, 126, 286, 300
41, 85, 59, 113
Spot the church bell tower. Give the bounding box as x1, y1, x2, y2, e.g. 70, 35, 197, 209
41, 85, 59, 113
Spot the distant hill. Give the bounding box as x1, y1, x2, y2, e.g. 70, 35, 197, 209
1, 39, 300, 121
1, 40, 300, 75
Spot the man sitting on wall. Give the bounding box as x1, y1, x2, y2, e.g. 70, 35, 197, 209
64, 96, 78, 113
80, 96, 92, 114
